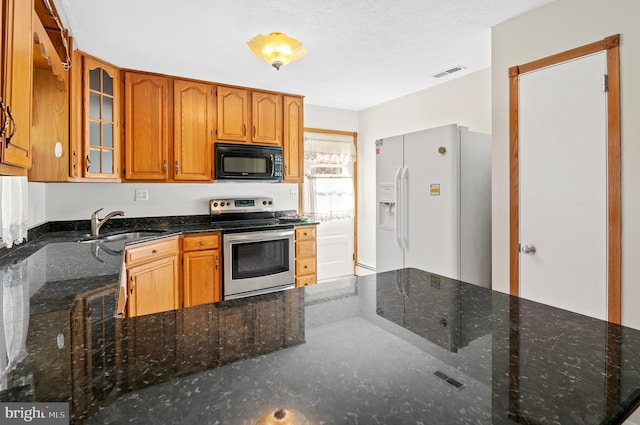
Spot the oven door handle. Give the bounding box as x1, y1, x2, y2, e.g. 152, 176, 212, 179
224, 229, 294, 243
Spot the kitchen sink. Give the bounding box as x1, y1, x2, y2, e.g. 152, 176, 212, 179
75, 230, 166, 243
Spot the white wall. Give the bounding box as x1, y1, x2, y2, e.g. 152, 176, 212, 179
304, 104, 359, 132
43, 182, 299, 222
491, 0, 640, 331
28, 182, 46, 228
357, 68, 492, 268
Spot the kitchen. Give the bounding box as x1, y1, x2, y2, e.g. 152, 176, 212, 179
2, 0, 640, 423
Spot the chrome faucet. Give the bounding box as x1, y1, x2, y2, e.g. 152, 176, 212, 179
91, 208, 126, 236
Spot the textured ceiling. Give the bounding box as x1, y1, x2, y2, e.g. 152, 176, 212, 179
53, 0, 554, 111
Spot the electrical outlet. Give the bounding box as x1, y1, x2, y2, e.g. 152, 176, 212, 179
134, 188, 149, 202
289, 188, 297, 199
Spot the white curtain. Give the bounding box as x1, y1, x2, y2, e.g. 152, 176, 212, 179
303, 133, 355, 222
0, 176, 28, 248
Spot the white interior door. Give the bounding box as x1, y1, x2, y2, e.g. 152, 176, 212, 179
518, 52, 608, 320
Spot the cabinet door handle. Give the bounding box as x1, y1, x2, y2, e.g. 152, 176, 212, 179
243, 124, 246, 137
175, 161, 179, 175
3, 105, 17, 147
86, 155, 91, 172
151, 249, 158, 254
199, 241, 205, 246
253, 125, 256, 138
72, 151, 78, 170
284, 164, 288, 176
163, 160, 168, 174
130, 276, 135, 293
0, 97, 10, 139
215, 254, 219, 270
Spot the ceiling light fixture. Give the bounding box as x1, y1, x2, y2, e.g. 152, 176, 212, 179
247, 32, 307, 70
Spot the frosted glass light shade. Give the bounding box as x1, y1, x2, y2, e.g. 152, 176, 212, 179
247, 32, 307, 70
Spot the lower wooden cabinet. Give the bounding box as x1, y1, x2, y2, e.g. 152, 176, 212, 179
295, 225, 318, 287
125, 236, 180, 317
182, 232, 222, 306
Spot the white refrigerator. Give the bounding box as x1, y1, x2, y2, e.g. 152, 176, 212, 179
375, 124, 491, 287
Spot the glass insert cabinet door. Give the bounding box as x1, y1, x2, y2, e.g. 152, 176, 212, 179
84, 57, 120, 177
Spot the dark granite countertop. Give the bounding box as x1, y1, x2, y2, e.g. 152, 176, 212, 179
1, 252, 640, 425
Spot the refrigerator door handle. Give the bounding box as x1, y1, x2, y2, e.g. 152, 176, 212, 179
401, 166, 409, 249
394, 166, 403, 249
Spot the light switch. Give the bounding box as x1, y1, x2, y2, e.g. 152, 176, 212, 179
135, 188, 149, 202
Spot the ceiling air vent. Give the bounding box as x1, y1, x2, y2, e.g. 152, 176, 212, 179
433, 66, 466, 78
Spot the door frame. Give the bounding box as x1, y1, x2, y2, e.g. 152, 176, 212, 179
509, 34, 621, 324
303, 127, 358, 275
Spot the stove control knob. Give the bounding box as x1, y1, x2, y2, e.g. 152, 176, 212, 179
268, 201, 273, 205
213, 202, 218, 207
226, 202, 231, 206
263, 201, 267, 205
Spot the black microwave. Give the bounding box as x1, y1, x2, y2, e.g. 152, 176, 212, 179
215, 143, 283, 181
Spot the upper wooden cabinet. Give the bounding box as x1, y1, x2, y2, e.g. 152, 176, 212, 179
82, 57, 121, 178
283, 95, 304, 182
0, 0, 34, 174
173, 80, 215, 181
124, 72, 215, 181
216, 86, 249, 142
31, 47, 121, 182
124, 72, 171, 180
217, 86, 284, 146
251, 91, 282, 145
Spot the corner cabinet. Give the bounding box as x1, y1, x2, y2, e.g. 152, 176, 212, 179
125, 236, 180, 317
123, 72, 170, 180
0, 0, 34, 173
30, 47, 122, 182
283, 95, 304, 182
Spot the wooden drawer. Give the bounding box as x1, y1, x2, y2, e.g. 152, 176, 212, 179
296, 274, 317, 287
296, 257, 316, 276
295, 240, 316, 257
295, 226, 316, 241
182, 232, 220, 252
125, 236, 179, 265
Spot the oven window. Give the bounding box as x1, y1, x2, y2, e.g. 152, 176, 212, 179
223, 156, 269, 174
231, 238, 290, 279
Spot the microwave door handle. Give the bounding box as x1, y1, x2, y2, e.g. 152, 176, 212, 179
270, 154, 275, 175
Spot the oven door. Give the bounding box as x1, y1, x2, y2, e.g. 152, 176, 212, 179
223, 229, 295, 300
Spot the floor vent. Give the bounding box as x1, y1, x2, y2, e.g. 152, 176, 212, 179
434, 371, 464, 389
433, 66, 466, 78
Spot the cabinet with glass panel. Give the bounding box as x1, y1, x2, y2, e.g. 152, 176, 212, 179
66, 52, 121, 180
32, 49, 122, 182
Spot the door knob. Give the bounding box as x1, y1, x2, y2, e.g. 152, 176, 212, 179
521, 244, 536, 255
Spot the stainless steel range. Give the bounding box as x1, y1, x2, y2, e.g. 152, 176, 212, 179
210, 197, 295, 300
